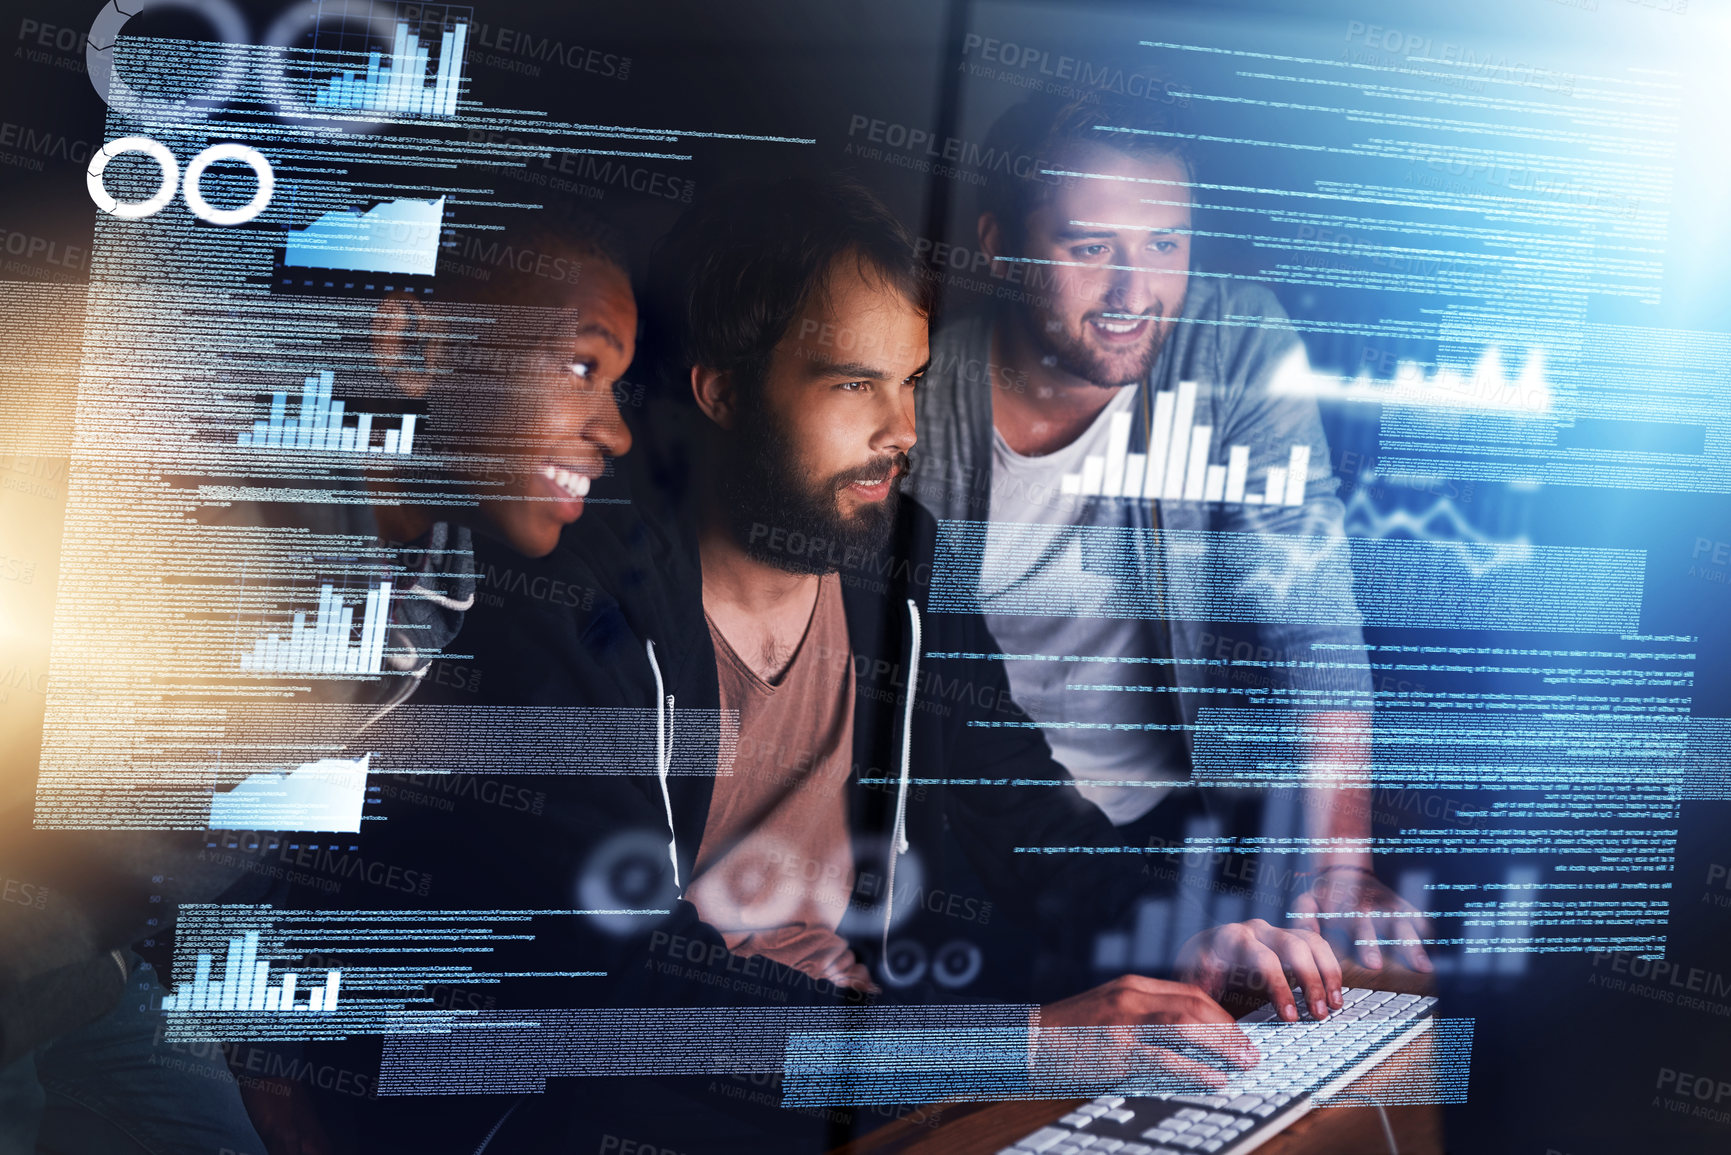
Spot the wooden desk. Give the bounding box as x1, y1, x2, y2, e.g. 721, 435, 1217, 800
833, 963, 1441, 1155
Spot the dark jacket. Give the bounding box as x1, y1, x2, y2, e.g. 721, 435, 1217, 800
410, 400, 1144, 1011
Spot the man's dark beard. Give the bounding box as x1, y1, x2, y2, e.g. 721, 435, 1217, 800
719, 400, 907, 576
1021, 300, 1165, 388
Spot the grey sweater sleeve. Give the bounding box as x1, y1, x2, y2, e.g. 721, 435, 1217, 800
1203, 283, 1373, 702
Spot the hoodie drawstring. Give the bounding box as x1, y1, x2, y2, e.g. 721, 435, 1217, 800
645, 639, 681, 891
881, 598, 922, 983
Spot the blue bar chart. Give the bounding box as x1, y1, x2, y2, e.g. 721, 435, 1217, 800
312, 19, 469, 117
160, 906, 624, 1041
241, 581, 393, 674
160, 931, 342, 1013
1059, 380, 1311, 507
238, 371, 418, 456
283, 197, 445, 277
208, 753, 372, 833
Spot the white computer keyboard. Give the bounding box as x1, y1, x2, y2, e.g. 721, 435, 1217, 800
1001, 985, 1438, 1155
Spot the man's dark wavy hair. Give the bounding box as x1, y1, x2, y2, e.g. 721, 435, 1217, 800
642, 174, 934, 404
980, 86, 1193, 250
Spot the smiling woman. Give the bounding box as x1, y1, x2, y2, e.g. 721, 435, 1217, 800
369, 214, 638, 558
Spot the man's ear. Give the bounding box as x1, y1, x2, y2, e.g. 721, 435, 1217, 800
690, 365, 737, 430
372, 294, 442, 398
978, 211, 1005, 278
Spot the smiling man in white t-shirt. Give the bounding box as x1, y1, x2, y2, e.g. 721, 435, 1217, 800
910, 87, 1434, 975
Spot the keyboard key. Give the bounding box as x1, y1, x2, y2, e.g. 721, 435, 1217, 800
1063, 989, 1428, 1155
1017, 1128, 1074, 1152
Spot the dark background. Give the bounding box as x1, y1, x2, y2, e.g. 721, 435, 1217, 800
3, 1, 1729, 1151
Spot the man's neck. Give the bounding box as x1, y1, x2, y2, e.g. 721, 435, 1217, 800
698, 509, 822, 683
991, 318, 1128, 457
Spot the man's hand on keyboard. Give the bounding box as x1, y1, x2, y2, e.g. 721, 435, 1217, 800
1291, 866, 1434, 972
1036, 976, 1261, 1092
1175, 919, 1342, 1023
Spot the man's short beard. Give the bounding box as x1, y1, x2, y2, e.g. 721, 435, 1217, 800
1021, 299, 1163, 388
719, 393, 904, 576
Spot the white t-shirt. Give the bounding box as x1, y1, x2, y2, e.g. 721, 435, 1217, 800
979, 386, 1186, 825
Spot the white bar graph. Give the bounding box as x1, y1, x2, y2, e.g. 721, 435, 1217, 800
1162, 381, 1197, 500
1182, 425, 1211, 501
312, 19, 468, 117
1144, 389, 1175, 500
1225, 444, 1249, 503
162, 936, 342, 1014
1101, 412, 1131, 497
1079, 455, 1103, 495
1284, 444, 1311, 506
1058, 383, 1315, 508
1123, 452, 1146, 497
238, 371, 417, 457
1203, 463, 1226, 502
241, 581, 392, 674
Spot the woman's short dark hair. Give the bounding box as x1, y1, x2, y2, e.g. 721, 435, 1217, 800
643, 174, 933, 402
